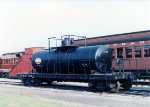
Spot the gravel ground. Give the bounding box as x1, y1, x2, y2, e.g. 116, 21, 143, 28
0, 78, 150, 107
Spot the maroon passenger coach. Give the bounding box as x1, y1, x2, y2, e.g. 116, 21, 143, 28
74, 30, 150, 72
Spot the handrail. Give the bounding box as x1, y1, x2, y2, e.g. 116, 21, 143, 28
48, 37, 57, 53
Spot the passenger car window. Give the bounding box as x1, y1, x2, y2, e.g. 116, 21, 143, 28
117, 48, 123, 58
125, 47, 132, 58
111, 49, 115, 59
134, 46, 141, 58
144, 45, 150, 57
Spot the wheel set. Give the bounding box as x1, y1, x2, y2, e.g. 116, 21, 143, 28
21, 77, 41, 86
88, 80, 132, 92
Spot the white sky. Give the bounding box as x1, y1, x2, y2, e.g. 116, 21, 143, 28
0, 0, 150, 54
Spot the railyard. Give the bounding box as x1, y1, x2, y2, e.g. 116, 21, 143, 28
0, 31, 150, 107
0, 78, 149, 107
0, 0, 150, 107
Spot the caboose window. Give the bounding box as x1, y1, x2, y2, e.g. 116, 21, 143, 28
144, 45, 150, 57
2, 60, 5, 64
125, 47, 132, 58
6, 59, 8, 64
134, 46, 141, 58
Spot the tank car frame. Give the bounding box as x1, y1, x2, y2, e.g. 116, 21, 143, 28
18, 72, 134, 92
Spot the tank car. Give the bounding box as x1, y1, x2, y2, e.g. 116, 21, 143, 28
31, 45, 112, 74
18, 35, 135, 92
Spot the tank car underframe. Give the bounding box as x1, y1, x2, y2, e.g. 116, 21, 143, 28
17, 72, 135, 92
0, 71, 9, 78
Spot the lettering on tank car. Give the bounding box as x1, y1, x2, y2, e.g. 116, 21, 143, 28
35, 58, 42, 64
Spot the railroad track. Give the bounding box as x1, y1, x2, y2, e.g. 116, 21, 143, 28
133, 80, 150, 85
132, 71, 150, 86
0, 78, 149, 97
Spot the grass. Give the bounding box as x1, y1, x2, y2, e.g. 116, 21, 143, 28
0, 92, 79, 107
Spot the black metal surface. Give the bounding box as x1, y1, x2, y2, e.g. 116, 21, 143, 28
31, 45, 112, 74
17, 72, 131, 81
17, 73, 123, 81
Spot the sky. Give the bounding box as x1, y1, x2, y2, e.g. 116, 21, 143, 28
0, 0, 150, 54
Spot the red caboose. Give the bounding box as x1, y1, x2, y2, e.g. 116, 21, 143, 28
0, 47, 45, 78
0, 52, 22, 69
0, 52, 22, 77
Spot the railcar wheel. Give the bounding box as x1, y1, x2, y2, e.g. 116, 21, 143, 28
21, 78, 29, 86
122, 84, 132, 91
23, 77, 41, 86
88, 82, 106, 92
29, 78, 41, 86
110, 81, 120, 93
96, 82, 107, 92
120, 80, 132, 91
88, 82, 95, 88
47, 81, 53, 85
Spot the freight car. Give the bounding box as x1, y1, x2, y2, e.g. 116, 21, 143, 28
18, 35, 136, 92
